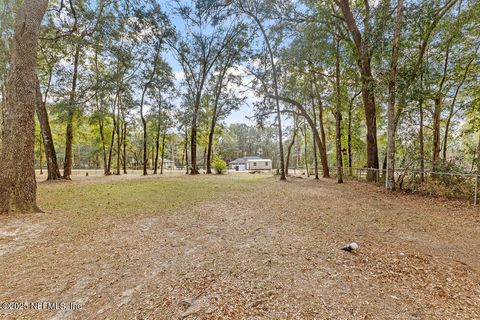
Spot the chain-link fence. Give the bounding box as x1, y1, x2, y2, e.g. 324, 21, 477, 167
328, 167, 479, 205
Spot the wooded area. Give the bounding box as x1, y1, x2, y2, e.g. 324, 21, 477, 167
0, 0, 479, 317
0, 0, 479, 211
0, 0, 479, 213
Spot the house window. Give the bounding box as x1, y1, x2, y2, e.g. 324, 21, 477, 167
253, 162, 256, 166
265, 162, 268, 166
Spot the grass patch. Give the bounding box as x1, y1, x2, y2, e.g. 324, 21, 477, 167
37, 174, 272, 231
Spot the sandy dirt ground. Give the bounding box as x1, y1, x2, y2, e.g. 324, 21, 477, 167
0, 175, 479, 319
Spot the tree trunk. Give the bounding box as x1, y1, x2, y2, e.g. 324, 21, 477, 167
38, 136, 43, 175
201, 147, 205, 170
38, 132, 43, 175
154, 125, 160, 175
161, 131, 166, 174
139, 47, 161, 176
419, 71, 425, 182
337, 0, 379, 181
386, 0, 404, 190
184, 128, 189, 174
206, 116, 216, 174
432, 97, 441, 170
347, 96, 355, 176
312, 133, 319, 179
171, 141, 175, 170
189, 85, 204, 175
154, 95, 163, 175
122, 121, 127, 174
312, 78, 330, 178
285, 117, 298, 176
443, 106, 453, 162
302, 125, 309, 177
295, 141, 300, 174
206, 58, 230, 174
116, 98, 121, 175
98, 120, 108, 174
181, 145, 185, 168
419, 102, 425, 182
106, 104, 116, 175
432, 38, 451, 171
382, 154, 387, 181
140, 46, 161, 176
140, 103, 148, 175
476, 132, 480, 173
35, 77, 62, 180
0, 0, 48, 213
310, 91, 319, 180
346, 92, 361, 175
317, 102, 329, 178
335, 36, 344, 184
151, 145, 155, 171
93, 44, 108, 175
361, 66, 378, 180
63, 44, 80, 180
190, 90, 201, 175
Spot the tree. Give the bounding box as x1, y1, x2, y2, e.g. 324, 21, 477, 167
36, 75, 62, 180
334, 31, 344, 184
335, 0, 379, 181
386, 0, 404, 191
150, 66, 175, 175
0, 0, 48, 213
139, 45, 161, 175
232, 0, 287, 180
170, 1, 243, 175
285, 115, 298, 176
0, 0, 14, 140
133, 3, 173, 175
35, 20, 68, 180
205, 39, 246, 174
58, 0, 106, 179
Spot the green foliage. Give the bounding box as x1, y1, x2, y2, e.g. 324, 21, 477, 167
211, 155, 227, 174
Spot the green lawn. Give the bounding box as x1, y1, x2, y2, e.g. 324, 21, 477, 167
37, 174, 272, 230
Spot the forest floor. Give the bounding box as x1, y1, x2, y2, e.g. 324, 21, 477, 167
1, 174, 479, 319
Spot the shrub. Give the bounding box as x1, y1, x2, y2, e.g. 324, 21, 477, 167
211, 156, 227, 174
398, 159, 475, 199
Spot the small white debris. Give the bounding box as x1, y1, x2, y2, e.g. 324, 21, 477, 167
341, 242, 359, 252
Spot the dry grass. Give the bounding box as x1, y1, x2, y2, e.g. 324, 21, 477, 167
0, 174, 479, 319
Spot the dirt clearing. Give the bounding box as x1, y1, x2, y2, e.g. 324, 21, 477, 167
0, 175, 479, 319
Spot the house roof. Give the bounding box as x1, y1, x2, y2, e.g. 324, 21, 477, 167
229, 156, 266, 164
246, 159, 271, 162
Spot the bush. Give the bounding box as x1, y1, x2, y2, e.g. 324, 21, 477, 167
211, 156, 227, 174
398, 159, 475, 200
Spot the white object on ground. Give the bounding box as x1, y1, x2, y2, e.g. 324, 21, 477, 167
341, 242, 359, 252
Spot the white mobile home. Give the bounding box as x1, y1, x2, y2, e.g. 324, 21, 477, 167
229, 156, 272, 171
246, 159, 272, 170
